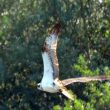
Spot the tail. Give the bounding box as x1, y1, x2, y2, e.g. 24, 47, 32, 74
54, 78, 75, 100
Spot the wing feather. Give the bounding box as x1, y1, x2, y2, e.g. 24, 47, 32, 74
42, 52, 54, 80
62, 75, 110, 86
43, 23, 61, 79
49, 38, 59, 79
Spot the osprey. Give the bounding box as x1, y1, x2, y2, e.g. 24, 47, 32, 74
37, 23, 110, 100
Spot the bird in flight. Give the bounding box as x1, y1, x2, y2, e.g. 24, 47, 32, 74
37, 23, 110, 100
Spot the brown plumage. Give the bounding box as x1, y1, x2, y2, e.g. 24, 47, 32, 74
49, 22, 61, 35
42, 43, 49, 52
62, 75, 110, 86
45, 23, 61, 79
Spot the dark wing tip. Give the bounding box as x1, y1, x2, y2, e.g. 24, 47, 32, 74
53, 22, 61, 29
50, 22, 61, 35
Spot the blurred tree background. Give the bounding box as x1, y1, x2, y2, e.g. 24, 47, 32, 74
0, 0, 110, 110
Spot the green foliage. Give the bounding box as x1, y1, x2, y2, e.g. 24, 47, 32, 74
73, 54, 97, 76
53, 105, 61, 110
0, 0, 110, 110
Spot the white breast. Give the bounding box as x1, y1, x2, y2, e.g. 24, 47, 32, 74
41, 68, 58, 93
42, 85, 59, 93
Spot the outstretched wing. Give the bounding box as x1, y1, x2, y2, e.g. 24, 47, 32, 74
41, 51, 54, 81
62, 75, 110, 86
43, 23, 61, 79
